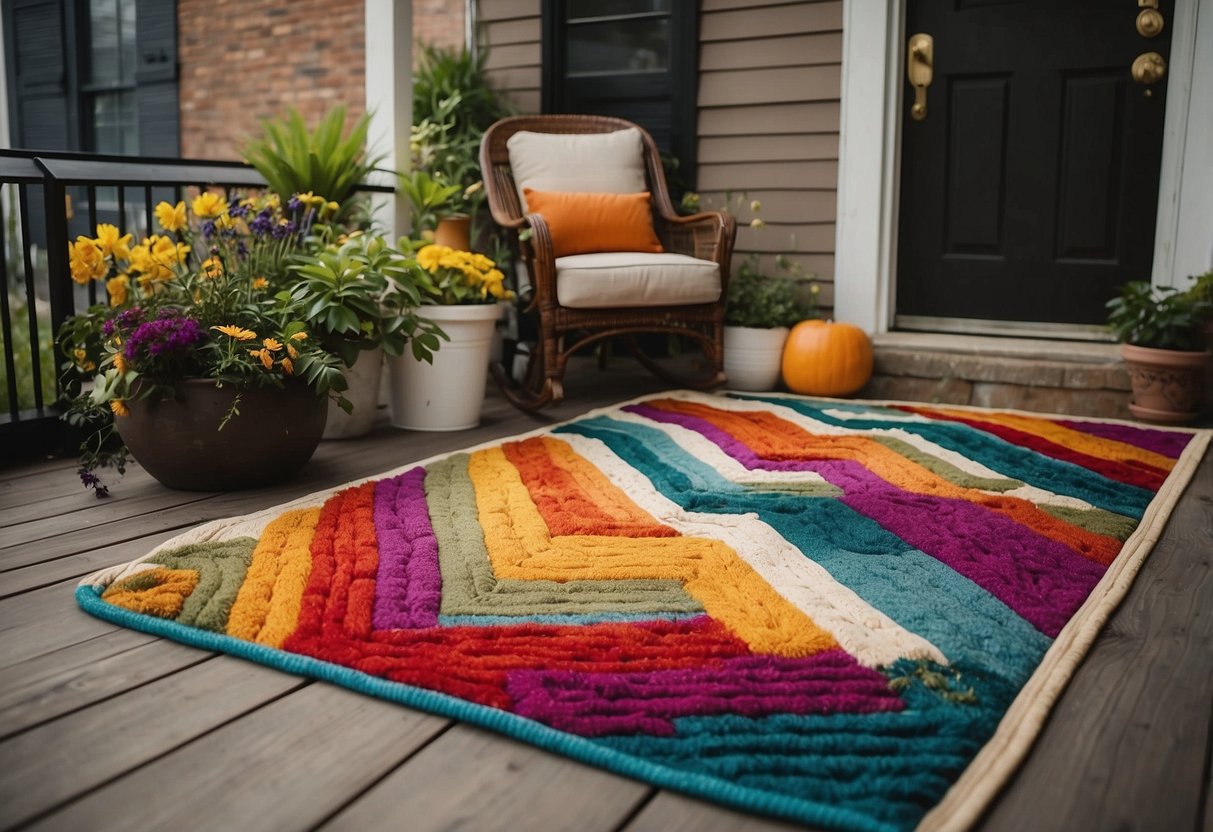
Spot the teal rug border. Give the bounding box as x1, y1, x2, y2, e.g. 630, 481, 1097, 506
76, 583, 891, 832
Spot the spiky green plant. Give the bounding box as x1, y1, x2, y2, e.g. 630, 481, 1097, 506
242, 107, 382, 223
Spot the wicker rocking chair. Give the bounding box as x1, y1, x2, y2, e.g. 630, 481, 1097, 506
480, 114, 737, 412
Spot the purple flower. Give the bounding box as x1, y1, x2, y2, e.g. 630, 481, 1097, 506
123, 311, 206, 373
286, 195, 303, 213
250, 210, 273, 236
102, 320, 115, 337
271, 219, 297, 240
236, 240, 248, 258
201, 220, 217, 238
228, 198, 249, 218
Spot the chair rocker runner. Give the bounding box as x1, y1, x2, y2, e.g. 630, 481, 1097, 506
480, 115, 737, 412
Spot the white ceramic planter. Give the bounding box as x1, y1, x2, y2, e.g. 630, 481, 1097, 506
723, 325, 789, 391
388, 303, 500, 431
323, 346, 384, 440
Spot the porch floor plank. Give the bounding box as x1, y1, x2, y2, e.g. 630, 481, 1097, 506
24, 684, 450, 832
319, 723, 651, 832
0, 656, 305, 830
0, 361, 1209, 832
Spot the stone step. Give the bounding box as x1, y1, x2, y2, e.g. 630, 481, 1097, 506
860, 333, 1132, 418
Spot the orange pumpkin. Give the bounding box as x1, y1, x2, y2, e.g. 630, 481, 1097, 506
781, 319, 873, 396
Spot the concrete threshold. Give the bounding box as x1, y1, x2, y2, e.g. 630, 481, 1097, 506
863, 332, 1130, 418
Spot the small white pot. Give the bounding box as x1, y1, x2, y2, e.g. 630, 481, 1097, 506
388, 303, 500, 431
723, 325, 789, 391
323, 346, 384, 439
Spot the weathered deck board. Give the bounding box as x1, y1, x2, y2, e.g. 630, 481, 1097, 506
319, 724, 652, 832
0, 363, 1209, 832
0, 657, 305, 829
0, 632, 206, 738
24, 684, 450, 832
980, 453, 1213, 831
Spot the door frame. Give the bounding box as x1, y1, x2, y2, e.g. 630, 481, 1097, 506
833, 0, 1212, 335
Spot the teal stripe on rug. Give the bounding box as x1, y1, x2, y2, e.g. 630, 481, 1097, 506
559, 418, 1052, 685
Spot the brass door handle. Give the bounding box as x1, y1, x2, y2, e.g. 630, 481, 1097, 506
1132, 51, 1166, 84
907, 34, 934, 121
1137, 0, 1165, 37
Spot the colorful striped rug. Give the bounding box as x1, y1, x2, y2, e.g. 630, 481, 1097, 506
77, 392, 1209, 831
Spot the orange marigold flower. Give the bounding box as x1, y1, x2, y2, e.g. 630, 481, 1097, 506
251, 276, 269, 290
250, 348, 274, 369
281, 357, 294, 375
287, 344, 299, 360
262, 337, 283, 352
110, 399, 130, 417
114, 354, 128, 374
290, 331, 308, 341
212, 325, 257, 341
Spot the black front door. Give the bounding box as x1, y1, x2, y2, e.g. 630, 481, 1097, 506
896, 0, 1175, 329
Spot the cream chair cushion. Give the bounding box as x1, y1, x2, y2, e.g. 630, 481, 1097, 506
507, 128, 647, 212
555, 252, 722, 309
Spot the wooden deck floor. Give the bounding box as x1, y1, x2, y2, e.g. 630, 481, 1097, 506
1, 361, 1210, 832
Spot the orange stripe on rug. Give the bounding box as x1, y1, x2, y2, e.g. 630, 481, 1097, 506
470, 446, 839, 657
502, 436, 677, 538
226, 507, 322, 647
647, 398, 1123, 565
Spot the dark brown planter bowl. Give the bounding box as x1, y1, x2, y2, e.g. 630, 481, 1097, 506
117, 378, 328, 490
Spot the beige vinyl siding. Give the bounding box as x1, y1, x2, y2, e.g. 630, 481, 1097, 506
476, 0, 842, 307
478, 1, 541, 112
698, 0, 842, 308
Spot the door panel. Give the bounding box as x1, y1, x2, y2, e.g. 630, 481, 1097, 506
897, 0, 1174, 328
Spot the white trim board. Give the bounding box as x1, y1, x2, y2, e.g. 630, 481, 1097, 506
834, 0, 1213, 334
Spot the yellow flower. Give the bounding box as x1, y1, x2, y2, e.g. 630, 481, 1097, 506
94, 224, 133, 260
290, 331, 309, 341
281, 357, 294, 375
750, 199, 762, 213
73, 347, 87, 363
154, 201, 187, 233
262, 337, 282, 352
323, 200, 340, 217
114, 354, 128, 374
215, 212, 237, 231
110, 399, 130, 417
201, 257, 224, 279
191, 192, 227, 219
106, 274, 130, 307
212, 324, 257, 341
287, 344, 299, 359
463, 181, 483, 197
69, 238, 107, 284
749, 218, 766, 229
251, 276, 269, 290
250, 348, 274, 369
471, 253, 495, 272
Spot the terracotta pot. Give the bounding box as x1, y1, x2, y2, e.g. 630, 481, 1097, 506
434, 215, 472, 251
723, 325, 789, 391
117, 378, 328, 490
1120, 343, 1211, 423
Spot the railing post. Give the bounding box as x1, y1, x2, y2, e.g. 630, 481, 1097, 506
37, 158, 74, 397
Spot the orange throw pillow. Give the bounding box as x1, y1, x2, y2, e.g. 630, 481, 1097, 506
522, 189, 664, 258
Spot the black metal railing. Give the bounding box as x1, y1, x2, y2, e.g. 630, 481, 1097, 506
0, 148, 392, 460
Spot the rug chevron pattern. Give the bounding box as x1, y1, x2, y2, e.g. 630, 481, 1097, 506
77, 392, 1209, 831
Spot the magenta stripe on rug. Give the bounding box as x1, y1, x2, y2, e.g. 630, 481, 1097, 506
372, 468, 441, 630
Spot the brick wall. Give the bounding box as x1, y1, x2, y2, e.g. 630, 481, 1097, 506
178, 0, 367, 160
414, 0, 466, 54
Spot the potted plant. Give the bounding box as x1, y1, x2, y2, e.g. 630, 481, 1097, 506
241, 107, 383, 228
724, 252, 818, 391
397, 168, 469, 247
385, 242, 512, 431
59, 194, 349, 494
286, 232, 445, 438
1106, 279, 1213, 422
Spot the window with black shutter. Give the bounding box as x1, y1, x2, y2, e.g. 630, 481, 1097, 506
2, 0, 179, 156
541, 0, 698, 188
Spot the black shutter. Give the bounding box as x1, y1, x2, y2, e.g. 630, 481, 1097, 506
3, 0, 76, 151
134, 0, 179, 157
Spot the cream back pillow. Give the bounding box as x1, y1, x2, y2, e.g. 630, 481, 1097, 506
507, 128, 647, 212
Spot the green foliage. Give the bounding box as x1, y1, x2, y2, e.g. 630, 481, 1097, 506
286, 234, 446, 368
242, 107, 382, 223
409, 44, 511, 240
0, 300, 56, 413
725, 255, 818, 328
397, 169, 464, 234
1105, 279, 1213, 351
